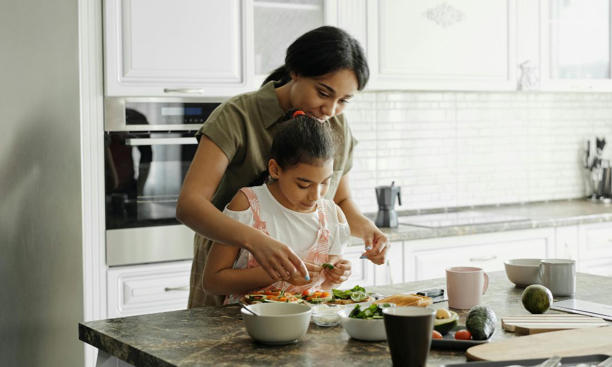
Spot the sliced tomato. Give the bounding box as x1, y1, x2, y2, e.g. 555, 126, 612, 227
454, 329, 472, 340
432, 330, 443, 339
302, 290, 311, 297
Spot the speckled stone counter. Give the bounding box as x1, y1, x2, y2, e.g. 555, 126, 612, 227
353, 199, 612, 244
79, 272, 612, 367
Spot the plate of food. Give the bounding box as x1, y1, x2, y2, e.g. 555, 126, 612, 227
328, 285, 374, 304
241, 289, 303, 304
431, 306, 495, 350
374, 294, 433, 307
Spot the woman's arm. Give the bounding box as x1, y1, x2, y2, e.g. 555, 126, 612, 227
176, 136, 308, 280
333, 174, 388, 265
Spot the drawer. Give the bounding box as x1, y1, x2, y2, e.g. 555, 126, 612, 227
579, 223, 612, 260
408, 233, 550, 281
107, 261, 191, 318
578, 257, 612, 277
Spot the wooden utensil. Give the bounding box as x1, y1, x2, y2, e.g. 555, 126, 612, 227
466, 326, 612, 361
502, 314, 608, 335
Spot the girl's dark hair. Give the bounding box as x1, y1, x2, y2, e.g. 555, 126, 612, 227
263, 26, 369, 90
249, 111, 336, 186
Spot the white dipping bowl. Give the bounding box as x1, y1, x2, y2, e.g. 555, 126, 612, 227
339, 302, 393, 341
241, 303, 312, 345
504, 258, 542, 287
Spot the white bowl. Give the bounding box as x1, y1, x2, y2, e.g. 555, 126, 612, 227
241, 303, 312, 345
339, 302, 393, 341
504, 258, 542, 287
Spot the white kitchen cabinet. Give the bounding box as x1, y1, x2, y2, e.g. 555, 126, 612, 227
539, 0, 612, 91
404, 228, 555, 281
577, 222, 612, 276
365, 0, 517, 91
372, 241, 405, 286
107, 261, 191, 318
104, 0, 248, 96
344, 244, 375, 287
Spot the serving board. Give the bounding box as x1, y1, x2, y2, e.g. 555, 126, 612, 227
466, 326, 612, 361
502, 314, 608, 335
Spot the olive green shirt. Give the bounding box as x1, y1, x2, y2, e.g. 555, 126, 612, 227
188, 81, 357, 307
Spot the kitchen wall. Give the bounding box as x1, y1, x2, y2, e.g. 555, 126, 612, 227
345, 91, 612, 213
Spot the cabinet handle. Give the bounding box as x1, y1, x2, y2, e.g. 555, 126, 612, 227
164, 286, 189, 292
469, 255, 497, 262
163, 88, 205, 94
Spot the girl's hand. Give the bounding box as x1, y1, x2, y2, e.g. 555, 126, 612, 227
360, 222, 389, 265
287, 262, 321, 286
324, 258, 351, 284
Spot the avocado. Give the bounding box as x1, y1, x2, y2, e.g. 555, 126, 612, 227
466, 305, 497, 340
521, 284, 553, 314
433, 310, 459, 335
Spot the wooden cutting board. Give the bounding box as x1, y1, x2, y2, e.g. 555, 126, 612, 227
466, 326, 612, 361
502, 314, 608, 335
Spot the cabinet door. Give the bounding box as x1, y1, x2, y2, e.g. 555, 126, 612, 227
105, 0, 246, 96
367, 0, 516, 91
107, 261, 191, 318
344, 244, 375, 288
252, 0, 334, 86
373, 241, 404, 286
540, 0, 612, 91
405, 228, 553, 281
579, 222, 612, 261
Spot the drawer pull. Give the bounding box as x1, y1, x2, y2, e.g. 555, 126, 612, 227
164, 286, 189, 292
469, 255, 497, 262
163, 88, 205, 94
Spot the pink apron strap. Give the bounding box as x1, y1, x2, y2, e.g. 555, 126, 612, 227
239, 187, 268, 234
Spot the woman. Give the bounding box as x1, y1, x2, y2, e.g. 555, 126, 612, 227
176, 26, 388, 307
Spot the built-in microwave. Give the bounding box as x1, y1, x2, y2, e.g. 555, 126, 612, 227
104, 97, 223, 266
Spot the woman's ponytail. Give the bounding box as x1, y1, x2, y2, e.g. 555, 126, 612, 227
262, 65, 291, 87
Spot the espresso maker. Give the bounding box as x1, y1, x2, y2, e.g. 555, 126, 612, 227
375, 182, 402, 228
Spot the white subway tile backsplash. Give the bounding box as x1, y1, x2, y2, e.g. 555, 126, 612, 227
345, 91, 612, 213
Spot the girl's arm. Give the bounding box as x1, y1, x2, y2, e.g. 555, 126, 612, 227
203, 190, 316, 295
333, 174, 388, 265
202, 190, 276, 295
176, 136, 308, 281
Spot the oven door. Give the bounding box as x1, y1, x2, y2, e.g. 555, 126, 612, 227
105, 131, 197, 266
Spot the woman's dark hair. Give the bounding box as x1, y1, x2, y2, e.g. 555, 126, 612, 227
249, 111, 336, 186
263, 26, 369, 90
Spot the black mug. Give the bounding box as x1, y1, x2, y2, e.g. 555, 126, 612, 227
383, 307, 435, 367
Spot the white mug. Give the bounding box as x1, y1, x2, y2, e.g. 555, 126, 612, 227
539, 259, 576, 297
446, 267, 489, 310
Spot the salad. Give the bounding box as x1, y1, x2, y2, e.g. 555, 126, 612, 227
332, 285, 369, 302
348, 303, 392, 320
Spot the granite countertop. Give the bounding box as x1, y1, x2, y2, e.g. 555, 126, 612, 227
79, 272, 612, 367
353, 199, 612, 245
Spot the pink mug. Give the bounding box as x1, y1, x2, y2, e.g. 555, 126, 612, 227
446, 266, 489, 310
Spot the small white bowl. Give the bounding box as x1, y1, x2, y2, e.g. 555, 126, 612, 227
241, 303, 312, 345
504, 258, 542, 287
311, 304, 341, 327
339, 302, 393, 341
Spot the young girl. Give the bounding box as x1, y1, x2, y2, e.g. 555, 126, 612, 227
203, 112, 352, 301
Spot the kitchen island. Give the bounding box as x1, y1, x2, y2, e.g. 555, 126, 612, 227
79, 272, 612, 367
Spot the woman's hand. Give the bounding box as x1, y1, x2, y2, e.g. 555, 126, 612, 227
287, 263, 321, 286
323, 258, 351, 284
248, 235, 310, 282
359, 220, 389, 265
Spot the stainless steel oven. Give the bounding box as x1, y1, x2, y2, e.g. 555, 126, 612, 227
104, 97, 222, 266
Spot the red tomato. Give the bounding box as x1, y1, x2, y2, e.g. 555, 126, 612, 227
454, 329, 472, 340
302, 290, 311, 297
320, 291, 330, 298
432, 330, 443, 339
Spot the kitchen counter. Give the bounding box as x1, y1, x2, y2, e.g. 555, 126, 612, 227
357, 199, 612, 244
79, 272, 612, 367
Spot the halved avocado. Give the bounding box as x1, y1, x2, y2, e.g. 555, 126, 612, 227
433, 310, 459, 335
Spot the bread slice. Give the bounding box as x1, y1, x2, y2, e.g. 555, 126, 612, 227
374, 294, 433, 307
